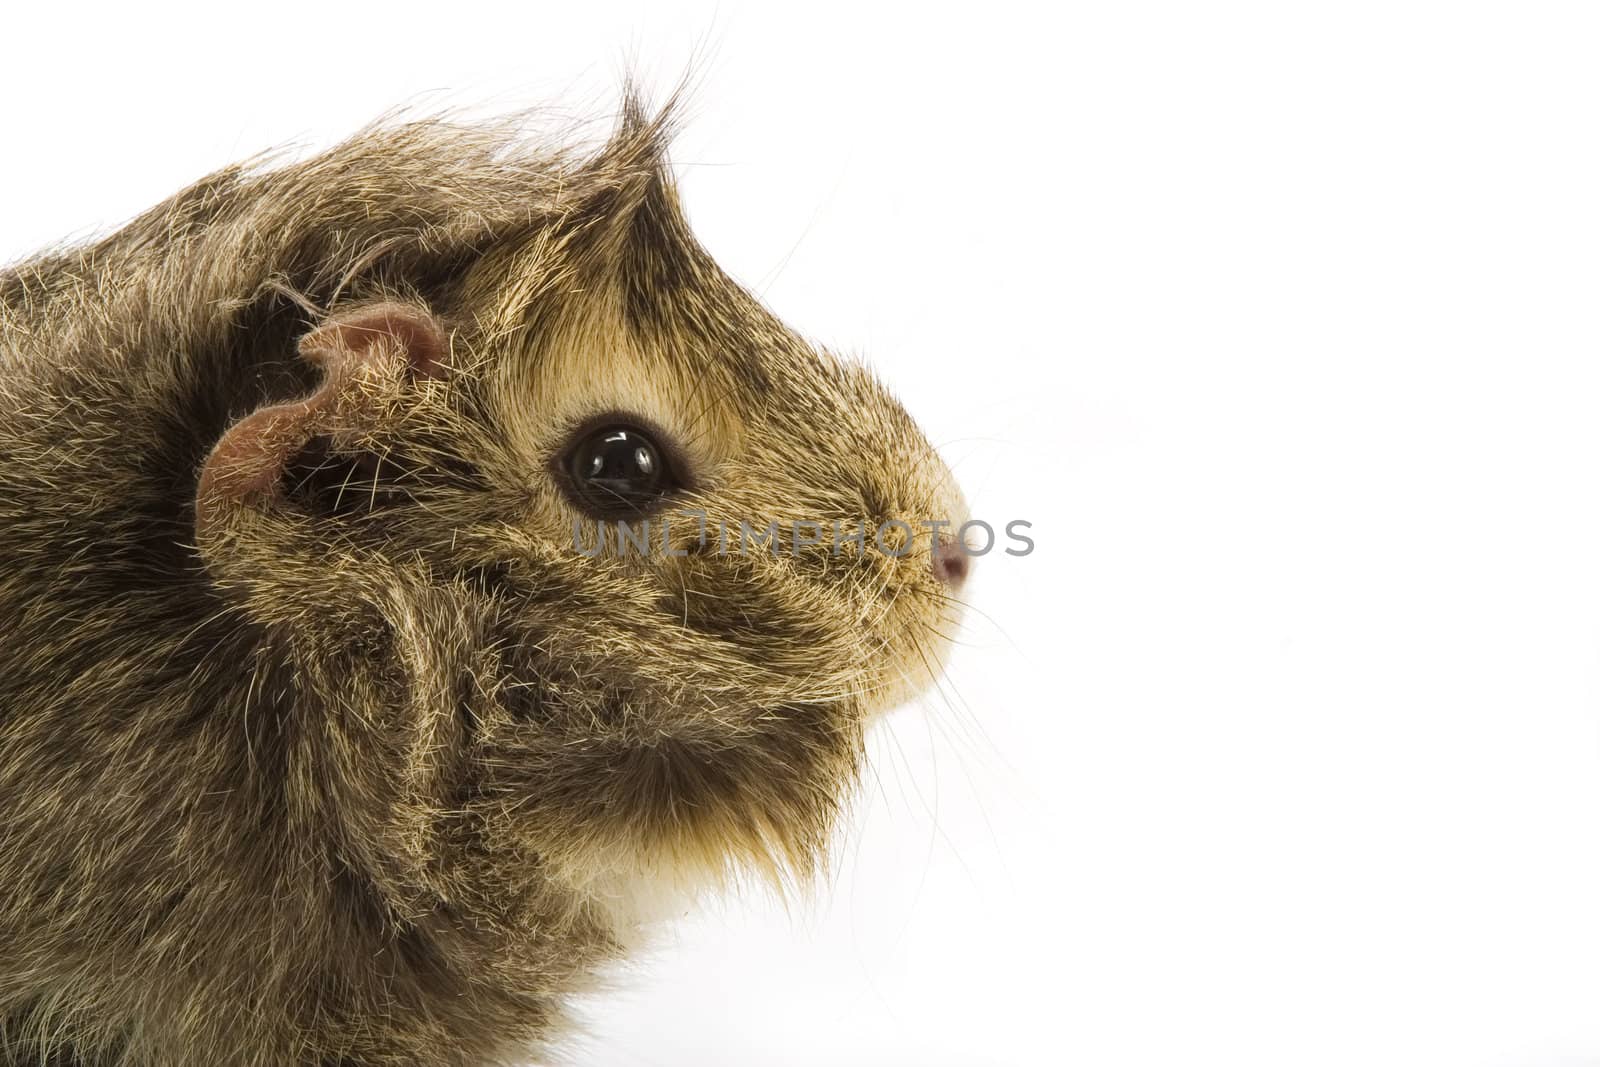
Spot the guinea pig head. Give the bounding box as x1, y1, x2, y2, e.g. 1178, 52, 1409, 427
193, 111, 969, 923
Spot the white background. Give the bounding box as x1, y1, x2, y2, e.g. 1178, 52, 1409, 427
4, 3, 1600, 1065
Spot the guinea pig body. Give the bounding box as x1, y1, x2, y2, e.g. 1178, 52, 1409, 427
0, 98, 967, 1066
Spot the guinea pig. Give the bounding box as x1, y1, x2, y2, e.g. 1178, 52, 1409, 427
0, 92, 970, 1067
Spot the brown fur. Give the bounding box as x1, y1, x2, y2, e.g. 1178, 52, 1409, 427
0, 92, 967, 1066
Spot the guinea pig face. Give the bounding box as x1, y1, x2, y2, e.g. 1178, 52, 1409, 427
196, 118, 968, 921
452, 173, 969, 901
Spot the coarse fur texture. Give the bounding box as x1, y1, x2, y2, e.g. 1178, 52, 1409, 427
0, 91, 968, 1066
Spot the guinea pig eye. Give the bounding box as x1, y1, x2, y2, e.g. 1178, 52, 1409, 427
562, 423, 679, 516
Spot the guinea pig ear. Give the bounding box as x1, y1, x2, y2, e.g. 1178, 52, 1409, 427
195, 301, 449, 539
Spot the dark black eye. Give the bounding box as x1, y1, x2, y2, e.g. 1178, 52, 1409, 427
564, 424, 677, 516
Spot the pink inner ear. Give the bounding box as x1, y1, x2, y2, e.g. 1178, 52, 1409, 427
194, 400, 319, 532
196, 301, 449, 538
299, 302, 450, 378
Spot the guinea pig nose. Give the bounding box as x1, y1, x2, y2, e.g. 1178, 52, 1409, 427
931, 537, 970, 589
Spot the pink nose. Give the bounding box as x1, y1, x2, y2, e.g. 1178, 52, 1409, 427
931, 538, 970, 589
